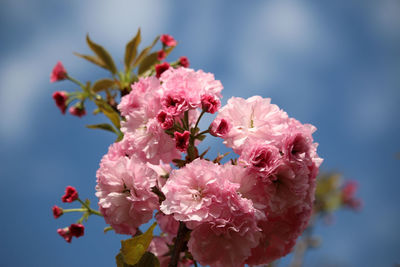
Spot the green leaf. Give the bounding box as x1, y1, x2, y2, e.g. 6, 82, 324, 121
120, 223, 157, 266
94, 99, 121, 129
86, 123, 118, 134
133, 36, 159, 67
125, 28, 141, 70
74, 52, 107, 69
116, 252, 159, 267
133, 252, 160, 267
86, 34, 117, 74
138, 52, 158, 75
91, 78, 115, 93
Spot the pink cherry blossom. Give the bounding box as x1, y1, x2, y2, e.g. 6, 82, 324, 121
50, 61, 67, 82
160, 67, 223, 114
96, 155, 159, 235
160, 34, 177, 47
174, 131, 190, 152
212, 96, 288, 153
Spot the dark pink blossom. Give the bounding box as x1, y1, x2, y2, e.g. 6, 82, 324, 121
160, 34, 177, 47
69, 106, 86, 118
69, 223, 85, 237
210, 118, 230, 137
52, 91, 68, 114
157, 50, 166, 61
50, 61, 67, 82
52, 205, 63, 219
201, 94, 221, 114
174, 131, 190, 152
155, 62, 170, 78
179, 56, 190, 67
157, 111, 174, 129
61, 186, 78, 203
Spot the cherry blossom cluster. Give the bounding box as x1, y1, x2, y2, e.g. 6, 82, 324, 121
95, 66, 322, 266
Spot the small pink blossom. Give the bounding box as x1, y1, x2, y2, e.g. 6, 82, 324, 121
179, 56, 190, 67
174, 131, 190, 152
62, 186, 78, 203
210, 118, 230, 137
160, 34, 177, 47
341, 181, 362, 210
50, 61, 67, 82
52, 91, 68, 114
57, 223, 85, 243
155, 62, 170, 78
157, 50, 166, 61
69, 106, 86, 117
201, 94, 221, 114
161, 93, 189, 116
156, 111, 174, 129
52, 205, 63, 219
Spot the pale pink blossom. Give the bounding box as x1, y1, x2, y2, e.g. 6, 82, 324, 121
210, 118, 231, 137
160, 67, 223, 115
148, 236, 193, 267
122, 120, 181, 164
160, 159, 225, 222
212, 96, 288, 153
155, 212, 179, 236
187, 192, 261, 267
96, 155, 159, 235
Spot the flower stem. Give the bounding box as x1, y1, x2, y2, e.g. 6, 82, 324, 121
194, 110, 205, 131
63, 208, 86, 213
168, 222, 189, 267
67, 75, 85, 88
77, 198, 103, 217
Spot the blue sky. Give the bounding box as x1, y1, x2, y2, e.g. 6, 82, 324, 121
0, 1, 399, 266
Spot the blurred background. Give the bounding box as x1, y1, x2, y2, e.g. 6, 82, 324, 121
0, 0, 399, 266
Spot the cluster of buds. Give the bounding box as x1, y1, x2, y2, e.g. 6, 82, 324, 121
52, 186, 102, 243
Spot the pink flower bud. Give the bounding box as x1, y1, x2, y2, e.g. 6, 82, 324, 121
210, 118, 230, 137
157, 50, 166, 61
57, 227, 72, 243
61, 186, 78, 203
69, 223, 85, 237
52, 205, 63, 219
160, 34, 177, 47
179, 56, 190, 68
50, 61, 67, 82
341, 181, 362, 210
155, 62, 170, 78
174, 131, 190, 152
157, 111, 174, 129
201, 94, 221, 114
52, 91, 68, 114
69, 106, 86, 118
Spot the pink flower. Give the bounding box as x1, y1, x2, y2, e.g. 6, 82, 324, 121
57, 227, 72, 243
57, 223, 85, 243
201, 94, 221, 114
96, 155, 159, 235
69, 106, 86, 117
210, 118, 230, 137
174, 131, 190, 152
61, 186, 78, 203
161, 93, 189, 116
122, 121, 181, 165
160, 34, 177, 47
157, 50, 166, 61
148, 237, 192, 267
155, 62, 170, 78
238, 142, 282, 179
155, 212, 179, 236
156, 111, 174, 129
52, 205, 63, 219
50, 61, 67, 82
69, 223, 85, 237
213, 96, 289, 153
179, 56, 190, 68
52, 91, 68, 114
246, 207, 311, 265
160, 67, 223, 112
